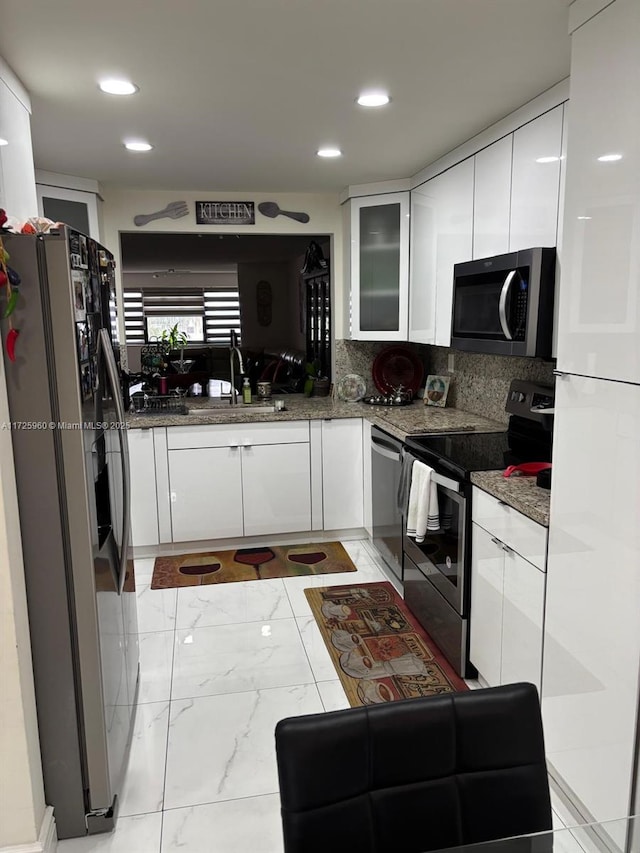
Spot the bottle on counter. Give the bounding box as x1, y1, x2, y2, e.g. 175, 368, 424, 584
242, 377, 252, 404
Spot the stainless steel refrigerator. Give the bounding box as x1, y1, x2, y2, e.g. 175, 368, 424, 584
2, 229, 138, 839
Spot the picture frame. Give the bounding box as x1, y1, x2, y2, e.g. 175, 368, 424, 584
76, 322, 89, 362
86, 313, 98, 354
79, 362, 93, 401
72, 270, 86, 321
424, 374, 450, 407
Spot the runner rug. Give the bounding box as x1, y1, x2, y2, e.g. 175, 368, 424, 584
151, 541, 356, 589
305, 581, 468, 706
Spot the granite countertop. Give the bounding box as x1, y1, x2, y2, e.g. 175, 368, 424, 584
127, 394, 505, 439
470, 470, 551, 527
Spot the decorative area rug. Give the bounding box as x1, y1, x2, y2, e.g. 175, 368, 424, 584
151, 542, 357, 589
305, 581, 468, 706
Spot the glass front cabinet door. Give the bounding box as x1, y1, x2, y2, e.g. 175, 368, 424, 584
349, 192, 409, 340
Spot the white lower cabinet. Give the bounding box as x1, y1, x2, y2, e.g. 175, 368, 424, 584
470, 523, 504, 687
500, 549, 546, 687
321, 418, 364, 531
242, 443, 311, 536
470, 490, 547, 691
129, 418, 370, 545
166, 423, 311, 541
362, 419, 373, 536
169, 447, 244, 542
128, 428, 160, 547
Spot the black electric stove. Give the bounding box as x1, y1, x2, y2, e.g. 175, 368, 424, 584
401, 379, 554, 680
404, 379, 554, 479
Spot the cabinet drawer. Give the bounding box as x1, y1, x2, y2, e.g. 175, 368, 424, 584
472, 487, 547, 571
166, 420, 310, 449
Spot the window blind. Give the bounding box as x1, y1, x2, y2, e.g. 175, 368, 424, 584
123, 286, 241, 346
204, 290, 241, 346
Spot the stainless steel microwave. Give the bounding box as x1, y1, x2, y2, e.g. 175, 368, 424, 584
450, 247, 556, 357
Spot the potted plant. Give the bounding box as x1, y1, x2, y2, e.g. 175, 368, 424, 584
158, 323, 190, 372
160, 322, 188, 354
304, 359, 330, 397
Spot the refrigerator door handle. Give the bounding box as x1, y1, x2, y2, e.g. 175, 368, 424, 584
97, 330, 131, 595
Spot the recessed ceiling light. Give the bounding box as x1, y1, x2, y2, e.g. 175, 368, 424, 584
535, 156, 560, 163
577, 215, 592, 220
357, 91, 390, 107
99, 78, 139, 96
317, 147, 342, 158
0, 138, 8, 146
124, 140, 153, 152
597, 153, 622, 162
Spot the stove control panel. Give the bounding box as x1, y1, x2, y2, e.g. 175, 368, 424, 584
505, 379, 555, 423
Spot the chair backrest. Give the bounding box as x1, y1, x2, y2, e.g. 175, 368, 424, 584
275, 682, 552, 853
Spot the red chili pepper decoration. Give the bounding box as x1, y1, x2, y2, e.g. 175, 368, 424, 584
0, 270, 6, 287
6, 328, 19, 362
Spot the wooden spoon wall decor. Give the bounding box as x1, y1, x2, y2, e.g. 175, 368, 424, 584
258, 201, 310, 223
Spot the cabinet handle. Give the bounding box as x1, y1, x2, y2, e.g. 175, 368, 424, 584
229, 443, 239, 450
553, 370, 568, 378
491, 537, 502, 547
243, 442, 252, 449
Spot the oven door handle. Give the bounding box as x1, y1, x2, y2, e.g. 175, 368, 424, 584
371, 437, 401, 462
499, 269, 517, 341
431, 471, 461, 494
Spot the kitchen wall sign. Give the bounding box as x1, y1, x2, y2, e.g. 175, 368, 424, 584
196, 201, 255, 225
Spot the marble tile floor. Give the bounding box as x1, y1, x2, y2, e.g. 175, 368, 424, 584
58, 539, 574, 853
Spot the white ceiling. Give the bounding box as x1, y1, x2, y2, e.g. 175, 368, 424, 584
0, 0, 571, 193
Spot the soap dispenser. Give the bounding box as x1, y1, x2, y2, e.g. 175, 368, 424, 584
242, 377, 252, 404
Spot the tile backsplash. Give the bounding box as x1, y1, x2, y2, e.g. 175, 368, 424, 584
334, 340, 555, 424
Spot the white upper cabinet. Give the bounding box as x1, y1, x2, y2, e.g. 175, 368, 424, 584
556, 0, 640, 383
36, 184, 102, 242
509, 105, 564, 252
410, 158, 479, 344
408, 185, 437, 344
428, 159, 475, 347
473, 136, 513, 260
349, 192, 410, 341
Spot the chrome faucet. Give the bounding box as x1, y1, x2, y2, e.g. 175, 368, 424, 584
229, 330, 245, 406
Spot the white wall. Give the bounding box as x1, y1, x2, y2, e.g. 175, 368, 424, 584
0, 56, 37, 220
237, 260, 304, 352
0, 57, 51, 852
0, 360, 48, 849
100, 189, 344, 365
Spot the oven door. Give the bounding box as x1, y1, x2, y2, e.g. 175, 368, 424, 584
403, 470, 467, 615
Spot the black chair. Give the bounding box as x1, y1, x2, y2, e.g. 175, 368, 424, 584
275, 682, 552, 853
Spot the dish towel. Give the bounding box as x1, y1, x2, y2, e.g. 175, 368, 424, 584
397, 448, 417, 513
406, 460, 440, 543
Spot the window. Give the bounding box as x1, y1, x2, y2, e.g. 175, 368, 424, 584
146, 315, 204, 342
123, 287, 241, 346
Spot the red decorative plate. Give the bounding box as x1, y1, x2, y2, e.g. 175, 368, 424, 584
372, 346, 425, 395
